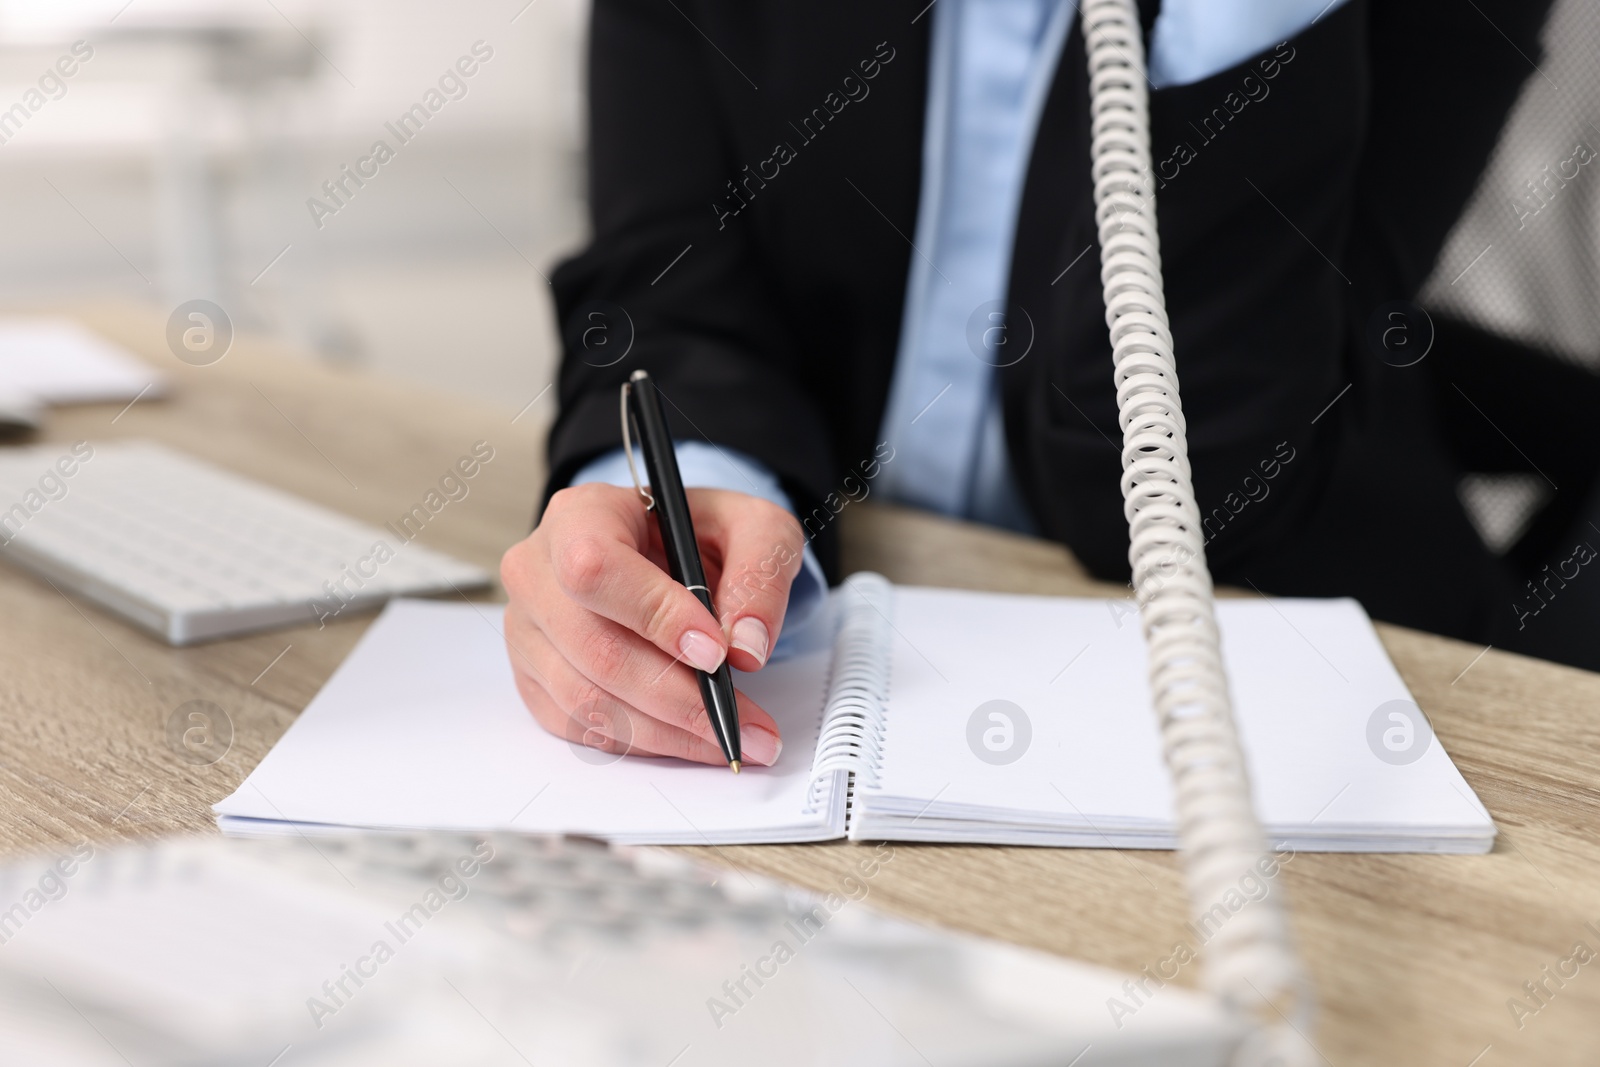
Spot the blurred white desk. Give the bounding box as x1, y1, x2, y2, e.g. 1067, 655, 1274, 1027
1, 304, 1599, 1065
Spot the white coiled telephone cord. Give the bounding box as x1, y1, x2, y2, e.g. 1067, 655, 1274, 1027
1081, 2, 1316, 1062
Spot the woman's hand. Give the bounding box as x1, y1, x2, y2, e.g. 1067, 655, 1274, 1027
501, 483, 805, 765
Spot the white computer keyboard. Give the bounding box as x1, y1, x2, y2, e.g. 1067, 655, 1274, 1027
0, 440, 491, 644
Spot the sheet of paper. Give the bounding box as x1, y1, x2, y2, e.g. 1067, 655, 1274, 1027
0, 318, 165, 405
215, 600, 841, 844
867, 588, 1492, 842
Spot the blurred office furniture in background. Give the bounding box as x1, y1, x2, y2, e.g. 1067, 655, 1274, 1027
1420, 0, 1600, 554
1424, 0, 1600, 367
0, 0, 585, 412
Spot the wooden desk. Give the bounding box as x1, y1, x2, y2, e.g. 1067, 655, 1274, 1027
4, 305, 1598, 1065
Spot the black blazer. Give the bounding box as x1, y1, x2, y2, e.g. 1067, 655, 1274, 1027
544, 0, 1552, 640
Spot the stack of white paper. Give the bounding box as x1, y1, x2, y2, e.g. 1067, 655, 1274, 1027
0, 318, 164, 406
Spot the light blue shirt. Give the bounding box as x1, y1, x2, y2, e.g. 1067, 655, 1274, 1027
576, 0, 1346, 648
873, 0, 1071, 533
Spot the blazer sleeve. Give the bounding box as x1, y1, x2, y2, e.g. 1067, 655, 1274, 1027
1344, 0, 1555, 301
541, 0, 837, 528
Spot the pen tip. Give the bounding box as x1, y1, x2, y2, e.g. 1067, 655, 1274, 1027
729, 761, 741, 774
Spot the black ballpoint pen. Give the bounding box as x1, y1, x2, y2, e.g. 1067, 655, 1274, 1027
621, 370, 743, 772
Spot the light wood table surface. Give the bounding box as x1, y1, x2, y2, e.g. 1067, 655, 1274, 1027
3, 304, 1598, 1066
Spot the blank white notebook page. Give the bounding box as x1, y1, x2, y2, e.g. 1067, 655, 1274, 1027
866, 587, 1492, 843
214, 600, 841, 844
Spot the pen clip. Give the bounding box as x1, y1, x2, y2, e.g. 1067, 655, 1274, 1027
619, 380, 655, 511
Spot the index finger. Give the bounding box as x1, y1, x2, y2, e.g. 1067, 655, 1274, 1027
544, 483, 729, 675
694, 492, 805, 671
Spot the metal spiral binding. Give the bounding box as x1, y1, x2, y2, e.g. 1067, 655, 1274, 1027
805, 571, 893, 812
1080, 1, 1315, 1062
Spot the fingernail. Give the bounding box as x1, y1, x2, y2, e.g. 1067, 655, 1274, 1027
740, 723, 782, 766
679, 630, 725, 673
730, 616, 770, 667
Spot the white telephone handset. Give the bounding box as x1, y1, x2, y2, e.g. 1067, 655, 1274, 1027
1082, 3, 1315, 1063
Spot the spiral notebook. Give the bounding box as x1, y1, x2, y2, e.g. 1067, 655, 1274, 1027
215, 574, 1496, 853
